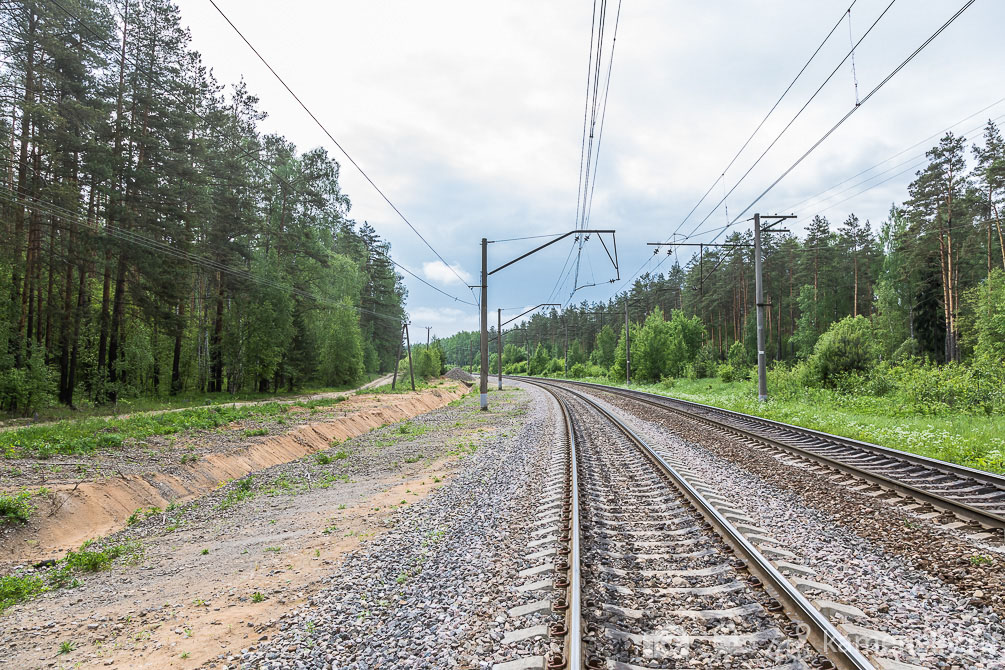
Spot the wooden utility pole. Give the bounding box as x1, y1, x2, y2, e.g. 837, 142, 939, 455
405, 322, 415, 391
391, 322, 405, 390
425, 326, 431, 346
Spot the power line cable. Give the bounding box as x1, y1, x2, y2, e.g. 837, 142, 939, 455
665, 0, 861, 244
783, 100, 1005, 213
20, 0, 478, 308
0, 185, 406, 324
683, 0, 898, 241
206, 0, 477, 303
727, 0, 977, 227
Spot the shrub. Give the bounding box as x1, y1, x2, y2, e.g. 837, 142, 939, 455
726, 341, 746, 370
0, 573, 47, 613
717, 363, 744, 383
689, 344, 718, 379
807, 316, 878, 386
0, 492, 33, 526
568, 363, 588, 379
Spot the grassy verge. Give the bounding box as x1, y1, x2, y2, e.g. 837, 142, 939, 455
566, 375, 1005, 474
0, 376, 380, 426
355, 378, 435, 395
1, 395, 348, 460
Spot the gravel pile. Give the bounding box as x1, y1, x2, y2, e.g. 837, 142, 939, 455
443, 367, 475, 385
240, 383, 561, 669
585, 388, 1005, 669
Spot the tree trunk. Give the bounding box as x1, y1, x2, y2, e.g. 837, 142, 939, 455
171, 298, 185, 395
107, 255, 128, 400
209, 275, 224, 393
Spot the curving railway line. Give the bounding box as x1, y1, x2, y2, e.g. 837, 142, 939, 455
523, 377, 1005, 535
513, 378, 877, 670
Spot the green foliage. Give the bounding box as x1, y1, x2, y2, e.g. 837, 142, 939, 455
688, 343, 718, 379
219, 476, 257, 510
807, 316, 879, 386
966, 269, 1005, 364
318, 300, 366, 387
0, 573, 47, 613
591, 325, 617, 369
0, 399, 322, 459
502, 343, 526, 367
629, 308, 705, 383
790, 285, 820, 359
530, 344, 551, 376
717, 342, 749, 382
0, 492, 33, 526
0, 343, 54, 416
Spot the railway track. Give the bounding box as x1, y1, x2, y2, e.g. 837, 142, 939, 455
512, 379, 875, 670
522, 377, 1005, 535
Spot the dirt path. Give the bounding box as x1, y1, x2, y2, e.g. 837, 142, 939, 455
0, 373, 396, 434
0, 386, 524, 670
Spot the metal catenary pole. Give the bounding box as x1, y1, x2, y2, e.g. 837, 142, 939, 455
752, 213, 795, 402
754, 214, 767, 402
479, 238, 489, 410
624, 300, 631, 384
564, 319, 569, 376
482, 230, 617, 406
497, 308, 503, 390
405, 322, 416, 391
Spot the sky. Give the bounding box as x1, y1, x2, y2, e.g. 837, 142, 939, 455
173, 0, 1003, 337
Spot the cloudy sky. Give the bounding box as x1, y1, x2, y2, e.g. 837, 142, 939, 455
174, 0, 1001, 337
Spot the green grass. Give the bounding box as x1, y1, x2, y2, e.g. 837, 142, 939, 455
0, 540, 141, 614
218, 476, 257, 510
0, 491, 33, 526
0, 379, 377, 425
355, 379, 433, 396
1, 394, 357, 460
0, 573, 47, 613
583, 376, 1005, 474
126, 506, 161, 526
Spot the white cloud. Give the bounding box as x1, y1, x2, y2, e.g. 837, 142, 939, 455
421, 261, 472, 286
176, 0, 1003, 336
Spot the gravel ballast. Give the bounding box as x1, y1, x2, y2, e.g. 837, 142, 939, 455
242, 381, 561, 669
579, 386, 1005, 669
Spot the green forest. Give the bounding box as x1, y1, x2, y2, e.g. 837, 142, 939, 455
0, 0, 409, 416
440, 126, 1005, 415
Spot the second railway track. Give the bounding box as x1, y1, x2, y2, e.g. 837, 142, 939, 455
522, 377, 1005, 535
519, 379, 875, 670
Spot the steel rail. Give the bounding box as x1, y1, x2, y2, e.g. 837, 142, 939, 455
522, 377, 875, 670
550, 387, 583, 670
521, 377, 1005, 531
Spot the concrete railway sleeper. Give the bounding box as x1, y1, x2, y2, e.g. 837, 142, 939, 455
499, 379, 877, 670
525, 378, 1005, 537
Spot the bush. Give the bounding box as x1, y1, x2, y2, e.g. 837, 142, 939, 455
717, 363, 743, 383
568, 363, 588, 379
0, 492, 33, 526
689, 344, 718, 379
807, 316, 878, 386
